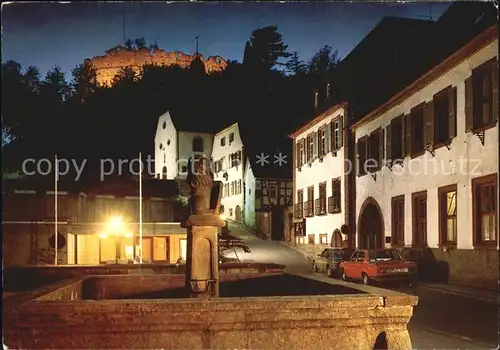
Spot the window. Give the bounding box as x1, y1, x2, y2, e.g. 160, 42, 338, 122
305, 186, 314, 217
469, 59, 496, 130
391, 196, 405, 246
162, 121, 166, 129
308, 234, 315, 244
230, 181, 235, 196
328, 178, 341, 213
192, 137, 204, 153
356, 136, 367, 176
159, 143, 163, 150
410, 104, 425, 156
315, 182, 326, 215
439, 185, 457, 245
214, 159, 223, 173
412, 191, 427, 246
224, 183, 229, 197
181, 165, 187, 173
230, 151, 242, 167
229, 208, 233, 217
318, 127, 326, 157
473, 174, 497, 246
162, 166, 167, 180
229, 133, 234, 143
319, 233, 328, 244
326, 84, 331, 99
331, 118, 342, 151
237, 180, 242, 194
306, 133, 314, 163
221, 137, 226, 146
296, 139, 305, 168
295, 190, 304, 219
368, 129, 381, 172
270, 184, 277, 198
314, 92, 319, 110
387, 115, 403, 163
163, 154, 166, 163
433, 86, 457, 146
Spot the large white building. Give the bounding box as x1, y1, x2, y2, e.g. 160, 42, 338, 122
154, 111, 214, 180
211, 122, 244, 221
290, 102, 352, 248
352, 25, 498, 286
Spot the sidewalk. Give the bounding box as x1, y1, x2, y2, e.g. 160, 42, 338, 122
418, 282, 498, 303
280, 241, 498, 303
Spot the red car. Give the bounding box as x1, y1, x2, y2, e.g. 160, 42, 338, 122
339, 249, 418, 286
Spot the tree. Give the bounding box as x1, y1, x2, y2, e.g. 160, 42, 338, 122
284, 51, 307, 76
71, 61, 98, 103
125, 38, 134, 50
243, 25, 289, 71
134, 37, 147, 50
111, 66, 137, 86
149, 41, 159, 51
308, 45, 340, 75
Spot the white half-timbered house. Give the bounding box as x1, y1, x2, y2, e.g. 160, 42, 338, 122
352, 25, 498, 287
243, 142, 293, 240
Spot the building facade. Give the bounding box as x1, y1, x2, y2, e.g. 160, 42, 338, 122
154, 111, 214, 180
291, 103, 353, 248
2, 178, 189, 266
243, 158, 293, 240
352, 26, 498, 286
211, 122, 245, 221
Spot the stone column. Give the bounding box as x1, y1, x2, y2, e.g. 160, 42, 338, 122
183, 156, 225, 298
184, 214, 224, 298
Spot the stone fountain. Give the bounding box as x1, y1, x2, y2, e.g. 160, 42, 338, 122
3, 156, 418, 349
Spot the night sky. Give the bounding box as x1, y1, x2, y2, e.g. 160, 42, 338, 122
2, 2, 452, 77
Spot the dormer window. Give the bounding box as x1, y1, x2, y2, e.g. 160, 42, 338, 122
314, 91, 319, 110
326, 84, 331, 100
193, 136, 204, 152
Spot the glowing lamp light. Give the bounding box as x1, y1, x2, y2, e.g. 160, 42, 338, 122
108, 216, 124, 232
125, 232, 133, 238
99, 232, 108, 239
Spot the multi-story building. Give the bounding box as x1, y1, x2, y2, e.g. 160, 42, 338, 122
352, 25, 498, 287
211, 122, 244, 221
243, 142, 293, 240
2, 177, 187, 265
154, 110, 214, 180
290, 101, 353, 248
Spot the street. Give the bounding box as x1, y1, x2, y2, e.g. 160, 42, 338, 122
226, 222, 499, 349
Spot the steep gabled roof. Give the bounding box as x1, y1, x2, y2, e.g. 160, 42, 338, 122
168, 108, 229, 134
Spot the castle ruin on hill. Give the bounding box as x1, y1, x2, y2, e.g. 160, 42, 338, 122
85, 45, 228, 86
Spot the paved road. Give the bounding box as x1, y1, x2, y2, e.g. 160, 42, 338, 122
227, 222, 499, 349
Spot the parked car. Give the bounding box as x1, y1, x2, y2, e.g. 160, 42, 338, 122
312, 248, 355, 277
339, 249, 418, 286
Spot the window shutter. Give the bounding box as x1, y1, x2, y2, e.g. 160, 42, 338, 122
424, 100, 435, 147
492, 59, 499, 122
295, 142, 300, 168
325, 122, 331, 153
386, 124, 392, 162
404, 113, 411, 156
313, 131, 318, 159
465, 75, 474, 131
379, 128, 385, 165
339, 117, 344, 148
306, 134, 311, 162
448, 86, 457, 139
302, 139, 306, 164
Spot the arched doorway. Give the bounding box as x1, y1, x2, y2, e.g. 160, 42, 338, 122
357, 197, 384, 249
162, 166, 167, 180
331, 229, 342, 248
235, 205, 242, 222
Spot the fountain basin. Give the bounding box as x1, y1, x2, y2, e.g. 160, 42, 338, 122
3, 272, 417, 349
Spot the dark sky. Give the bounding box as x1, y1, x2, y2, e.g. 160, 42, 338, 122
2, 1, 452, 78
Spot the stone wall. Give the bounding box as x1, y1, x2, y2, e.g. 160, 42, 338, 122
3, 274, 418, 350
87, 46, 228, 86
